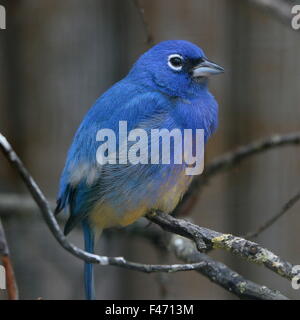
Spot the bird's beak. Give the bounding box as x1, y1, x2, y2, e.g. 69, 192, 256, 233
192, 58, 224, 78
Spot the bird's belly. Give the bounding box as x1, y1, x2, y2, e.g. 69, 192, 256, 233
89, 202, 148, 229
89, 167, 193, 230
154, 169, 193, 213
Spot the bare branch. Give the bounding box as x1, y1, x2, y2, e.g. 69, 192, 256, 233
205, 133, 300, 179
245, 191, 300, 239
169, 235, 288, 300
123, 224, 289, 299
176, 132, 300, 214
147, 211, 298, 281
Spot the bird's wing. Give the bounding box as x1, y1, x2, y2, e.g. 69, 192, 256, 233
55, 82, 171, 235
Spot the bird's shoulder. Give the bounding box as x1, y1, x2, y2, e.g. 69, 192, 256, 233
74, 79, 173, 140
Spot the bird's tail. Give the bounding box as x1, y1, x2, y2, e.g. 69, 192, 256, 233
82, 220, 95, 300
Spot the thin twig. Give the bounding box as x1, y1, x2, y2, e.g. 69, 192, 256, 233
205, 133, 300, 179
175, 132, 300, 215
245, 191, 300, 239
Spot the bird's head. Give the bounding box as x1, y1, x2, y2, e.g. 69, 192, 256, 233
129, 40, 224, 98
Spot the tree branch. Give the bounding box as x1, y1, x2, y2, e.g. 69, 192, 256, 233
123, 223, 289, 299
169, 234, 288, 300
205, 133, 300, 179
147, 211, 298, 281
176, 132, 300, 215
245, 190, 300, 239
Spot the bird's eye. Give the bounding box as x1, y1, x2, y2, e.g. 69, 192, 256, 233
168, 54, 184, 71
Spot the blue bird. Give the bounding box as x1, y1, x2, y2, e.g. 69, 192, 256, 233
55, 40, 223, 300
